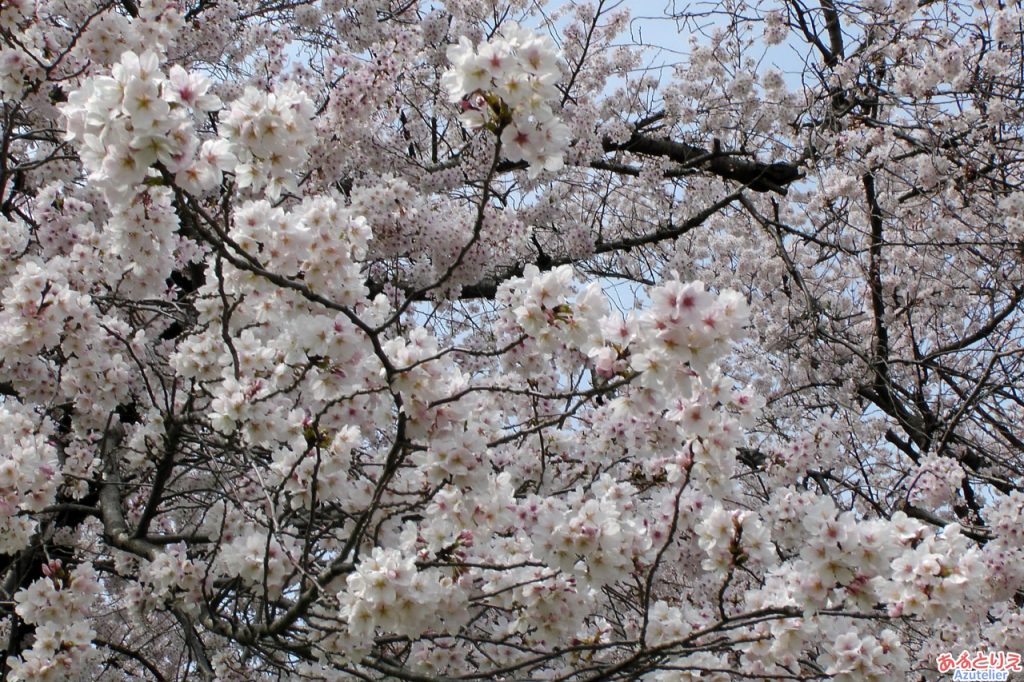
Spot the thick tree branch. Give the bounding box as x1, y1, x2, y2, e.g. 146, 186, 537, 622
601, 134, 802, 194
491, 132, 803, 193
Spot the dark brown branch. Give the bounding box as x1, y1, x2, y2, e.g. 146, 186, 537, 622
821, 0, 845, 67
96, 639, 168, 682
901, 503, 991, 542
601, 134, 802, 194
132, 418, 183, 540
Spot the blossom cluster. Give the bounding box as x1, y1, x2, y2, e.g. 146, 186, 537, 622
220, 83, 316, 199
0, 406, 61, 555
140, 543, 206, 616
9, 562, 101, 681
217, 525, 299, 599
817, 628, 908, 681
756, 491, 923, 612
442, 23, 570, 177
61, 51, 225, 205
351, 176, 535, 294
530, 476, 652, 586
876, 524, 987, 622
270, 424, 362, 510
635, 279, 749, 384
909, 454, 966, 507
696, 504, 774, 572
339, 547, 469, 643
507, 264, 608, 359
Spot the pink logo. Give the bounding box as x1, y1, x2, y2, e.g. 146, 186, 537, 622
936, 651, 1021, 681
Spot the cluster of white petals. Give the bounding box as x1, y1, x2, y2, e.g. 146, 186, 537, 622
530, 476, 652, 586
10, 562, 101, 681
217, 525, 298, 599
696, 504, 774, 572
0, 406, 61, 555
339, 547, 469, 643
140, 543, 206, 616
909, 454, 966, 507
443, 24, 570, 177
875, 524, 987, 622
220, 83, 316, 199
817, 628, 908, 682
61, 51, 224, 206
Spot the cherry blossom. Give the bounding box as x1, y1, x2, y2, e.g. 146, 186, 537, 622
0, 0, 1023, 679
443, 23, 569, 178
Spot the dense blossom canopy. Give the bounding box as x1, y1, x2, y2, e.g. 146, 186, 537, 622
1, 0, 1023, 679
